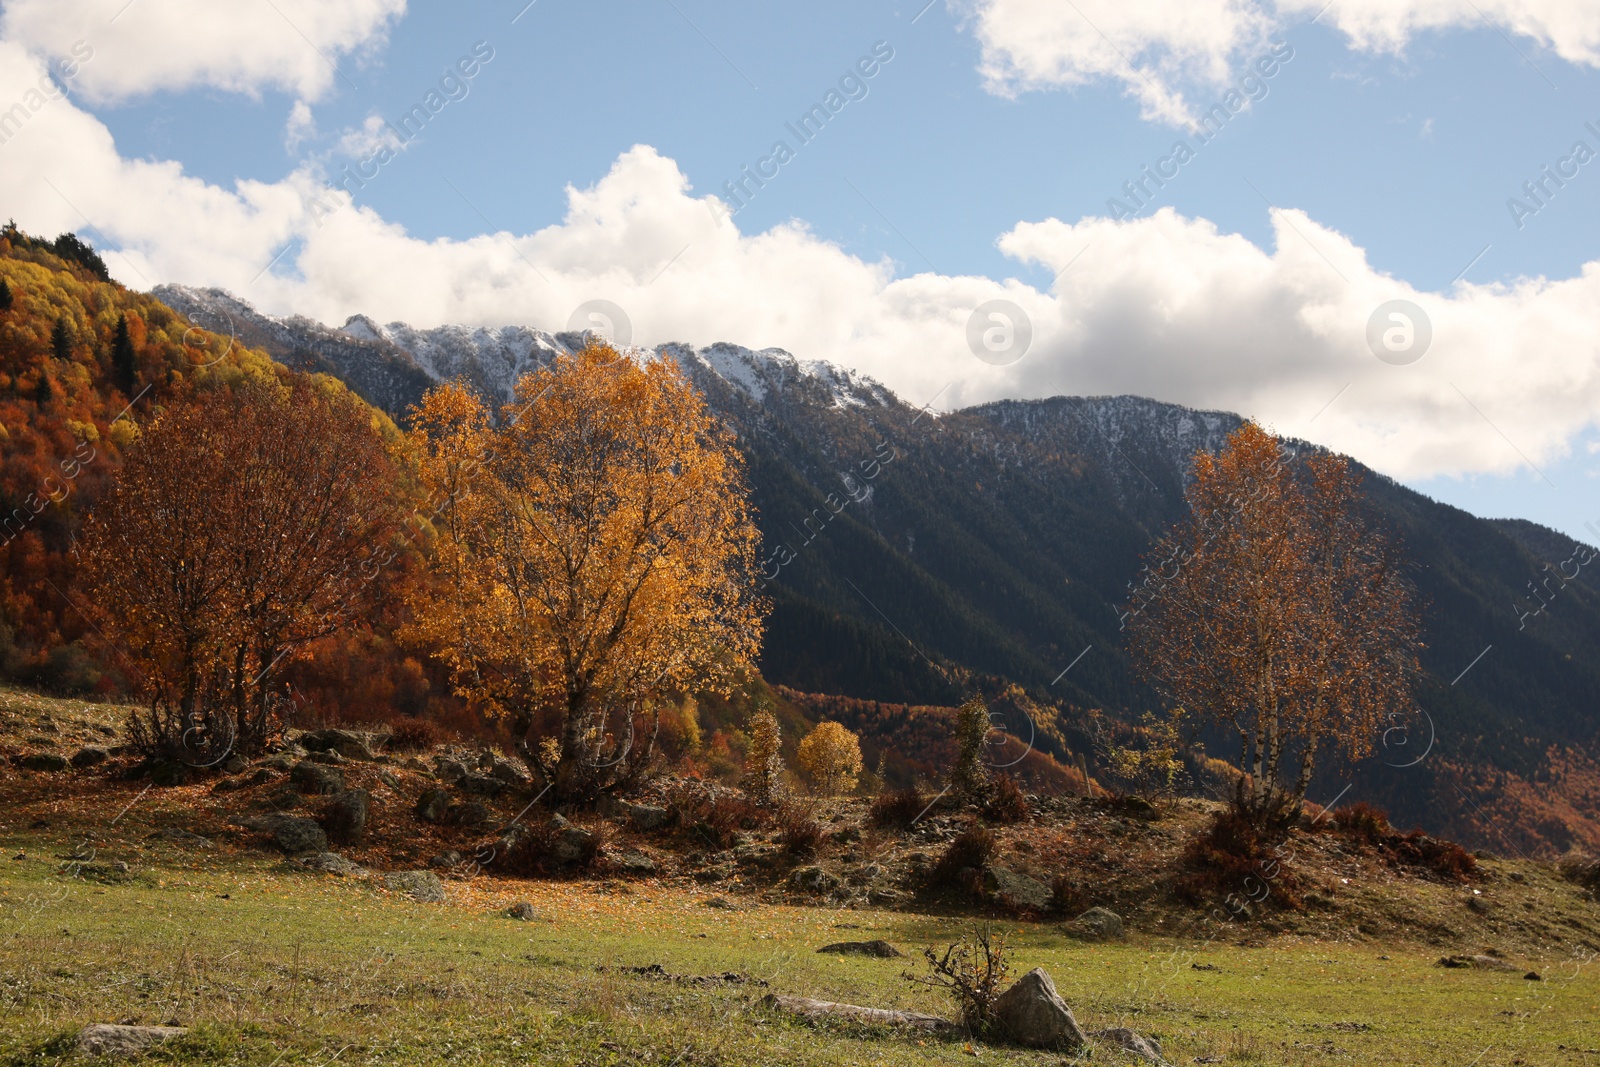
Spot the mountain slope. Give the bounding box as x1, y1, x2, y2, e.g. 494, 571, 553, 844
151, 286, 1600, 854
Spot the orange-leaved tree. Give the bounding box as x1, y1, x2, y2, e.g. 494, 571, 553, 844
405, 343, 766, 800
79, 378, 403, 763
1124, 422, 1422, 826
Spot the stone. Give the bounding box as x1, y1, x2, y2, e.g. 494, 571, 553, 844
1437, 954, 1518, 971
489, 757, 532, 787
1070, 906, 1126, 941
379, 771, 401, 790
76, 1024, 188, 1056
506, 901, 538, 920
322, 788, 371, 843
459, 773, 506, 798
290, 760, 344, 796
984, 866, 1052, 912
300, 728, 378, 760
628, 803, 672, 831
704, 895, 740, 909
428, 850, 463, 868
992, 968, 1087, 1051
789, 866, 840, 893
763, 994, 956, 1035
70, 745, 110, 768
620, 850, 658, 875
294, 852, 368, 877
446, 801, 491, 828
222, 755, 248, 775
415, 788, 450, 823
434, 757, 469, 783
384, 870, 446, 903
305, 750, 345, 766
257, 754, 295, 772
816, 940, 903, 958
1091, 1027, 1165, 1063
551, 815, 595, 864
18, 752, 69, 772
244, 814, 328, 854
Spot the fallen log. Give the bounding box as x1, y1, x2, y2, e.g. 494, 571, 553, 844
762, 993, 959, 1035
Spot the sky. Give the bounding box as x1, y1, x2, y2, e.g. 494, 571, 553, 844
0, 0, 1597, 544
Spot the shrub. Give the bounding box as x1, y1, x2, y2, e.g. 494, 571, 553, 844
1332, 802, 1391, 846
868, 785, 928, 830
386, 716, 447, 753
1175, 807, 1302, 912
1331, 803, 1476, 883
776, 799, 824, 856
983, 774, 1029, 824
743, 709, 784, 804
664, 782, 766, 850
950, 698, 991, 804
500, 816, 611, 876
903, 927, 1011, 1034
1050, 874, 1091, 917
932, 824, 996, 887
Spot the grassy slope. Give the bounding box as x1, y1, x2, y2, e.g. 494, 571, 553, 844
2, 685, 1599, 1065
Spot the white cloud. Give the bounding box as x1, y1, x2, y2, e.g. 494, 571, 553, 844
0, 0, 405, 103
0, 42, 1596, 486
959, 0, 1600, 125
285, 100, 316, 154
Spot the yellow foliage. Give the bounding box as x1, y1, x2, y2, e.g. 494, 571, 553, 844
797, 720, 862, 796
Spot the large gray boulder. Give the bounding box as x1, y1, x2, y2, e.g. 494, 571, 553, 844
414, 788, 450, 823
322, 788, 371, 843
992, 968, 1087, 1051
18, 752, 69, 772
76, 1024, 188, 1056
300, 728, 378, 760
243, 814, 328, 854
1091, 1027, 1167, 1064
1069, 906, 1126, 941
550, 814, 595, 863
293, 852, 369, 878
628, 803, 672, 831
984, 866, 1052, 911
384, 870, 446, 902
290, 760, 344, 796
70, 745, 110, 768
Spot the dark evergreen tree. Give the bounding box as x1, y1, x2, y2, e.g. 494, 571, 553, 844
36, 369, 53, 403
111, 314, 137, 397
51, 316, 73, 361
0, 278, 12, 312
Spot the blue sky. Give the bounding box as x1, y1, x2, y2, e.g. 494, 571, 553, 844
2, 0, 1597, 543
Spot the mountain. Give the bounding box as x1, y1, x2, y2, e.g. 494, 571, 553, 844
153, 286, 1600, 856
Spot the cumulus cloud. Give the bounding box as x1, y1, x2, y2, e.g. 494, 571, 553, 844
0, 0, 406, 103
0, 41, 1595, 485
959, 0, 1600, 125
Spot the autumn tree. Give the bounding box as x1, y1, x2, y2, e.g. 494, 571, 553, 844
80, 378, 402, 763
950, 696, 991, 804
1124, 423, 1421, 826
406, 343, 766, 800
110, 314, 137, 397
744, 707, 784, 804
797, 720, 862, 796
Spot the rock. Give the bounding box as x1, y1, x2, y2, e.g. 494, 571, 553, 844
70, 745, 110, 768
789, 866, 840, 893
321, 788, 371, 843
459, 774, 506, 798
1091, 1027, 1166, 1063
294, 852, 368, 877
693, 865, 732, 883
290, 760, 344, 796
446, 801, 491, 828
415, 788, 451, 823
762, 993, 957, 1034
379, 771, 401, 790
506, 901, 538, 920
434, 757, 469, 783
992, 968, 1087, 1051
1437, 954, 1518, 971
488, 757, 532, 788
628, 803, 672, 831
1070, 906, 1126, 941
305, 750, 345, 766
1467, 895, 1493, 914
257, 754, 295, 772
428, 850, 463, 868
867, 887, 906, 905
18, 752, 69, 772
620, 850, 658, 875
551, 815, 595, 863
1525, 971, 1543, 981
300, 728, 378, 760
148, 827, 212, 849
984, 866, 1052, 912
704, 895, 740, 909
222, 755, 248, 774
384, 870, 446, 903
245, 814, 328, 854
816, 940, 903, 958
76, 1024, 188, 1056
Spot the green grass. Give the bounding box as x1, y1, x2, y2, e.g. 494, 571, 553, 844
2, 838, 1596, 1067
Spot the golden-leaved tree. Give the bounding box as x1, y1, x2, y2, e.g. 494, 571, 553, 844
406, 343, 766, 799
1125, 422, 1422, 825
